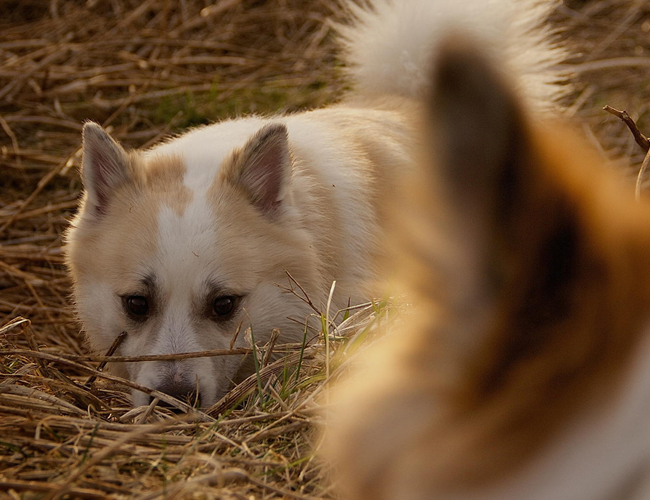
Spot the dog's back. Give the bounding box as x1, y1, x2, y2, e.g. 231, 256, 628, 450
325, 13, 650, 500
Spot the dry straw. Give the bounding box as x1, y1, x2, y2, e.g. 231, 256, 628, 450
1, 0, 650, 499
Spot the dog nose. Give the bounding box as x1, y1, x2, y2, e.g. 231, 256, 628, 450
156, 380, 200, 407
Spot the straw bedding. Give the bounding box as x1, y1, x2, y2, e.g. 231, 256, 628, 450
0, 0, 649, 498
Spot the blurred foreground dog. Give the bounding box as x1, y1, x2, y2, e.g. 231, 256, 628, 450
65, 0, 565, 408
324, 6, 650, 500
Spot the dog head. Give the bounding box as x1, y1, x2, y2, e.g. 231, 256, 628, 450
65, 122, 320, 408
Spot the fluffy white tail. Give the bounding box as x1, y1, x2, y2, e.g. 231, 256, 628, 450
337, 0, 568, 111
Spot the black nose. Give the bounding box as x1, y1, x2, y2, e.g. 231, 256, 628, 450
156, 380, 200, 408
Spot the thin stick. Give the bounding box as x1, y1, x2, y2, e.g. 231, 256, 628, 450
603, 105, 650, 152
84, 331, 127, 388
43, 419, 188, 500
636, 149, 650, 201
20, 318, 51, 378
135, 397, 160, 425
2, 347, 254, 364
261, 328, 281, 368
0, 481, 106, 500
0, 161, 67, 237
1, 349, 214, 420
0, 316, 30, 336
0, 114, 21, 167
229, 321, 243, 350
603, 105, 650, 200
281, 271, 321, 315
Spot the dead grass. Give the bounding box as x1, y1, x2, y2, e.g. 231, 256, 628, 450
555, 0, 650, 165
0, 299, 386, 500
1, 0, 650, 499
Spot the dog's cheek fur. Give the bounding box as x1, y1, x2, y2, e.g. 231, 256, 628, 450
66, 155, 193, 388
66, 187, 157, 349
208, 182, 329, 321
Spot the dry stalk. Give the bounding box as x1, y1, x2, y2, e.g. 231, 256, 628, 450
604, 105, 650, 199
84, 330, 127, 388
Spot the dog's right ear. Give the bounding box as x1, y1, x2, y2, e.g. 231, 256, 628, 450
424, 35, 538, 300
220, 123, 292, 220
431, 35, 529, 234
81, 122, 133, 216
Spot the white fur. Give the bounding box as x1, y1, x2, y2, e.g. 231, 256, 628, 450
129, 199, 220, 406
121, 112, 397, 406
338, 0, 567, 111
146, 111, 389, 300
148, 117, 267, 188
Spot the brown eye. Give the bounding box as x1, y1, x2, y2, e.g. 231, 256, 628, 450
124, 296, 149, 319
212, 296, 236, 319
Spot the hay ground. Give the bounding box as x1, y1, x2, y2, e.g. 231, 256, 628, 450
0, 1, 649, 499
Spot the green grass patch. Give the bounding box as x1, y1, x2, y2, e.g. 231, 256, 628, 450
152, 79, 332, 131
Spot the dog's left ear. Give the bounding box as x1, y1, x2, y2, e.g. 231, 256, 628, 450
221, 123, 292, 219
81, 122, 134, 217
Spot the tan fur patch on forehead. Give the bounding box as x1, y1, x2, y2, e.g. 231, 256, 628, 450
143, 154, 191, 216
67, 153, 192, 286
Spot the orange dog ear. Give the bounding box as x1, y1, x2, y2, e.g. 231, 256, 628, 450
414, 34, 550, 311
429, 35, 531, 239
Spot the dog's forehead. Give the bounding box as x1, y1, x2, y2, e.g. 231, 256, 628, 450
153, 192, 218, 291
117, 127, 280, 296
146, 152, 253, 294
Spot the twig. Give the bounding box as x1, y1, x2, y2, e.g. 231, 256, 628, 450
0, 316, 30, 336
636, 150, 650, 201
206, 347, 319, 416
135, 397, 160, 425
0, 114, 21, 167
229, 321, 243, 350
2, 347, 255, 364
261, 329, 281, 368
134, 468, 248, 500
1, 349, 214, 420
0, 481, 106, 500
0, 160, 67, 237
19, 318, 51, 378
281, 271, 321, 315
84, 331, 127, 388
603, 105, 650, 199
43, 420, 189, 500
603, 105, 650, 152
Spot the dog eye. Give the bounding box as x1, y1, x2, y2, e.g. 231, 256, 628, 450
124, 296, 149, 319
212, 295, 237, 319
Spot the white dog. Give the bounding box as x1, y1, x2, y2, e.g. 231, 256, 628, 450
65, 0, 565, 408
